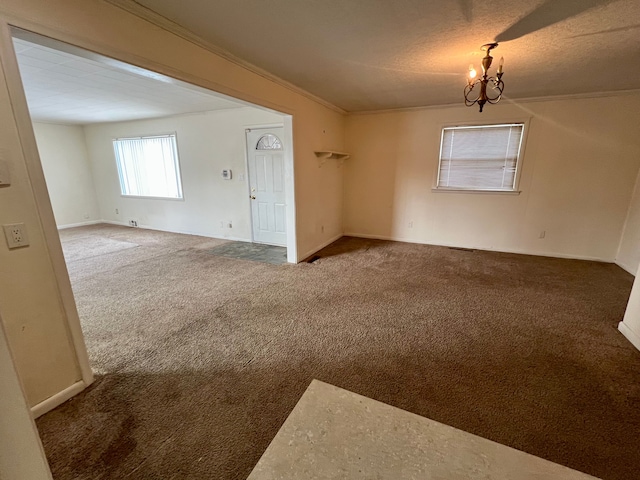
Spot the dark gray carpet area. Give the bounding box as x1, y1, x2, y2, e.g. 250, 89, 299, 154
36, 224, 640, 480
206, 241, 287, 264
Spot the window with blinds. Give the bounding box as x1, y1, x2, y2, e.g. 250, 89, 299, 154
113, 134, 183, 199
437, 123, 524, 191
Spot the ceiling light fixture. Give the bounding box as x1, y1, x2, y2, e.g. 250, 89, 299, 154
464, 43, 504, 112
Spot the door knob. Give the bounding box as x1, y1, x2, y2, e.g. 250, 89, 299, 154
250, 195, 256, 200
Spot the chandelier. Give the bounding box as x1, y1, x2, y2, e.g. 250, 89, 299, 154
464, 43, 504, 112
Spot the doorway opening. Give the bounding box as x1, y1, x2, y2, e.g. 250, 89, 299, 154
7, 27, 297, 415
11, 29, 295, 260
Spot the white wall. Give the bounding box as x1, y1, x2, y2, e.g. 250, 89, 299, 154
344, 93, 640, 261
616, 169, 640, 274
32, 122, 100, 228
0, 0, 344, 411
84, 107, 282, 240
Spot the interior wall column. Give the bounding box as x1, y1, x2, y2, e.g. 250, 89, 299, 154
619, 264, 640, 351
0, 317, 53, 480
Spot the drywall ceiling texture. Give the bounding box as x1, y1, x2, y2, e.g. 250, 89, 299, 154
12, 37, 244, 124
129, 0, 640, 111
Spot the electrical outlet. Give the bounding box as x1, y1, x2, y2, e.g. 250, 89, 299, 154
3, 223, 29, 249
115, 208, 119, 215
129, 219, 139, 227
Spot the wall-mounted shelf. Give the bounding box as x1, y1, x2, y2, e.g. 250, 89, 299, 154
314, 151, 351, 161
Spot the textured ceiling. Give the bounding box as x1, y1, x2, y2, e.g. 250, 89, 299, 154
128, 0, 640, 112
12, 36, 245, 125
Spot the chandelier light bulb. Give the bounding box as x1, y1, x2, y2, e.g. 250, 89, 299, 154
464, 43, 504, 112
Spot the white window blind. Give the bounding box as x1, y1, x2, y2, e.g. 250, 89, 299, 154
437, 124, 524, 191
113, 134, 183, 199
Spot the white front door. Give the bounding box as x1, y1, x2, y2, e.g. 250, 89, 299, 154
246, 127, 287, 246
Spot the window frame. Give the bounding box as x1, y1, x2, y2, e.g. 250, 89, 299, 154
433, 119, 530, 195
112, 132, 185, 201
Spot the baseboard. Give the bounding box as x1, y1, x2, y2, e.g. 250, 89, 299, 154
343, 232, 612, 263
101, 220, 250, 242
615, 259, 637, 276
618, 322, 640, 352
299, 233, 343, 261
30, 379, 89, 419
101, 220, 128, 227
57, 220, 102, 230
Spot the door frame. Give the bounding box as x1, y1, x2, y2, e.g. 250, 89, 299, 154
0, 22, 94, 413
244, 122, 297, 262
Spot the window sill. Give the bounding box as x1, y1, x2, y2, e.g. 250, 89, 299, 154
431, 188, 521, 195
121, 195, 185, 201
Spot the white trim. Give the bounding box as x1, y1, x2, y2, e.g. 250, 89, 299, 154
101, 220, 129, 227
350, 90, 640, 116
101, 220, 251, 243
244, 122, 284, 130
283, 116, 297, 263
85, 219, 298, 246
299, 233, 343, 261
431, 188, 521, 195
615, 260, 637, 276
618, 322, 640, 352
243, 129, 255, 245
104, 0, 345, 115
343, 232, 613, 263
30, 380, 88, 419
614, 168, 640, 274
0, 22, 94, 387
119, 195, 185, 201
57, 220, 102, 230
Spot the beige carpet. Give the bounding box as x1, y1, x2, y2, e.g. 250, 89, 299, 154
36, 224, 640, 480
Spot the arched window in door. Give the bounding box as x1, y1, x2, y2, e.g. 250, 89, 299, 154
256, 133, 283, 151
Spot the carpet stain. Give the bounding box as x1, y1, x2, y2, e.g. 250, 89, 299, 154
98, 415, 137, 474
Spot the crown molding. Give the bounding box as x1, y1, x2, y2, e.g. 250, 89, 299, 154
104, 0, 346, 115
349, 89, 640, 116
